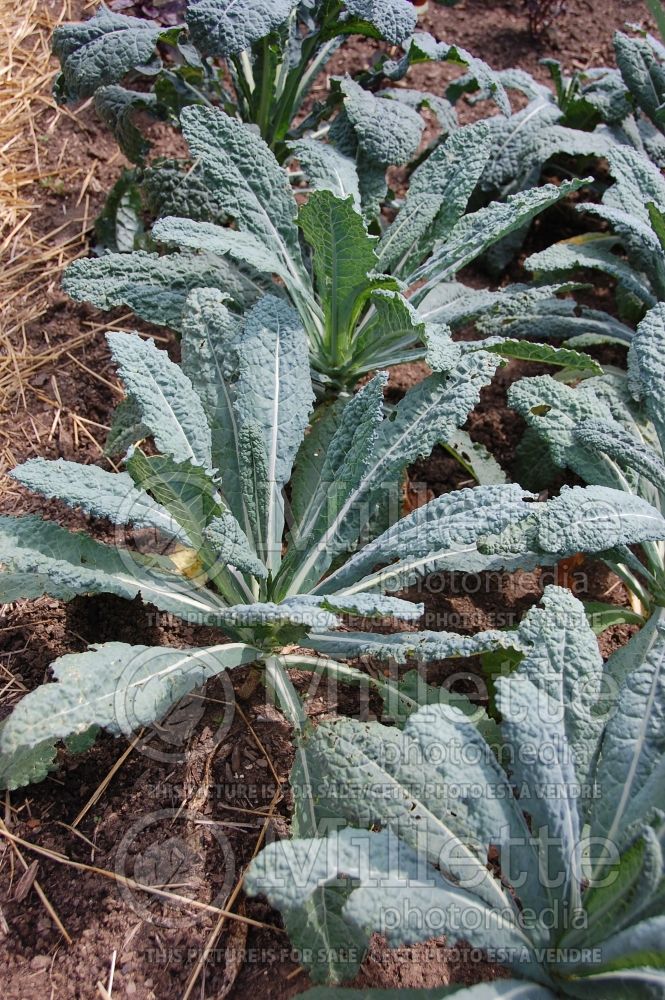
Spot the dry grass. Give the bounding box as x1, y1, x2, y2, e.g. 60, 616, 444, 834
0, 0, 119, 484
0, 0, 108, 473
0, 1, 62, 244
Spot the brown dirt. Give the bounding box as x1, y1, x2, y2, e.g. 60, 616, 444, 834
0, 1, 650, 998
416, 0, 639, 78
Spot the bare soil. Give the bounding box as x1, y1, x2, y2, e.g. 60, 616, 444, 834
0, 1, 651, 998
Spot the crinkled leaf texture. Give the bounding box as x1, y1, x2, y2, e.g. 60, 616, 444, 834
482, 338, 602, 375
181, 289, 311, 569
384, 32, 510, 117
247, 587, 665, 991
233, 296, 312, 491
603, 143, 665, 222
0, 514, 232, 621
0, 642, 259, 789
342, 0, 417, 44
580, 204, 665, 293
315, 483, 541, 597
186, 0, 297, 57
381, 85, 458, 134
479, 98, 561, 194
574, 418, 665, 497
142, 158, 227, 225
153, 216, 290, 286
204, 514, 268, 580
108, 332, 213, 470
307, 625, 521, 665
179, 288, 250, 537
149, 107, 320, 331
629, 302, 665, 453
377, 119, 493, 274
177, 106, 307, 286
10, 458, 187, 544
526, 233, 657, 308
275, 372, 388, 597
615, 31, 665, 135
479, 484, 665, 559
94, 85, 157, 164
53, 7, 164, 100
0, 575, 421, 790
339, 78, 425, 167
232, 295, 313, 571
125, 449, 223, 550
589, 607, 665, 849
288, 140, 361, 209
512, 588, 605, 805
409, 179, 589, 293
104, 396, 150, 458
507, 374, 623, 489
418, 279, 570, 327
282, 351, 501, 597
1, 316, 278, 612
246, 826, 542, 978
248, 728, 538, 973
63, 250, 263, 331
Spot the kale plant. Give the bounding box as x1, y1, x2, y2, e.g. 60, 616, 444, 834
245, 586, 665, 995
509, 140, 665, 346
450, 24, 665, 357
0, 286, 504, 791
513, 31, 665, 342
415, 129, 665, 350
504, 301, 665, 624
2, 287, 658, 793
469, 25, 665, 204
52, 4, 523, 248
4, 287, 665, 983
51, 2, 501, 180
432, 57, 644, 279
418, 28, 665, 280
52, 0, 422, 161
614, 25, 665, 152
62, 107, 591, 394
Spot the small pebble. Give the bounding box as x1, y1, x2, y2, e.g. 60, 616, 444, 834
30, 954, 51, 971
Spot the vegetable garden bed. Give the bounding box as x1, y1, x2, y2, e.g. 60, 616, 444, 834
1, 2, 664, 998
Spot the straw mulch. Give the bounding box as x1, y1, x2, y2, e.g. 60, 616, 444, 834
0, 0, 113, 475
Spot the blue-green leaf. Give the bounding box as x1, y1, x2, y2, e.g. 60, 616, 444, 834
342, 0, 416, 44
186, 0, 296, 57
629, 302, 665, 453
410, 180, 588, 291
317, 483, 537, 596
53, 8, 164, 100
286, 352, 500, 596
288, 140, 361, 210
107, 332, 213, 471
377, 120, 493, 273
178, 106, 307, 289
339, 78, 424, 167
0, 515, 230, 622
233, 295, 313, 571
94, 85, 157, 164
63, 250, 262, 330
10, 457, 186, 543
0, 642, 259, 789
